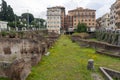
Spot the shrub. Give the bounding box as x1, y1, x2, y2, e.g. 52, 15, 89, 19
72, 33, 90, 39
18, 31, 24, 38
76, 22, 87, 33
1, 31, 8, 37
9, 30, 16, 38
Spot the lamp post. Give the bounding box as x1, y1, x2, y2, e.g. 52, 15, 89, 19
15, 15, 17, 31
39, 16, 41, 30
27, 10, 29, 30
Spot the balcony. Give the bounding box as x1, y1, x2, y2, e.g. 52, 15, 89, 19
116, 8, 120, 14
115, 0, 120, 8
116, 19, 120, 24
115, 14, 119, 19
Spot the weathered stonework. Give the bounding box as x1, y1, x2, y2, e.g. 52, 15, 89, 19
100, 67, 120, 80
96, 30, 120, 46
71, 35, 120, 57
0, 30, 59, 80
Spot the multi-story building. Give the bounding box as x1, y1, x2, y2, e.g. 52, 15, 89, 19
110, 3, 116, 29
101, 13, 110, 29
96, 17, 102, 29
47, 6, 65, 34
68, 7, 96, 32
115, 0, 120, 28
64, 15, 73, 31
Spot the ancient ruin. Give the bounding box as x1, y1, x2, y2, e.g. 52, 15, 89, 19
96, 29, 120, 46
0, 30, 59, 80
71, 34, 120, 58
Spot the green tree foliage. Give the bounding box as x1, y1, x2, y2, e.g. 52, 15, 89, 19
21, 13, 34, 23
76, 22, 87, 33
6, 5, 15, 21
0, 0, 8, 21
0, 0, 15, 22
39, 18, 45, 26
32, 18, 46, 28
8, 22, 15, 28
35, 18, 45, 26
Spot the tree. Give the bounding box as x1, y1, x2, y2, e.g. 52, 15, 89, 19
31, 18, 46, 28
6, 5, 15, 21
21, 13, 34, 23
39, 18, 45, 26
8, 22, 15, 28
0, 0, 15, 22
76, 22, 87, 33
0, 0, 7, 21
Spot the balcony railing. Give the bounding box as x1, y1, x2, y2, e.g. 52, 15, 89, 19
116, 8, 120, 14
116, 19, 120, 23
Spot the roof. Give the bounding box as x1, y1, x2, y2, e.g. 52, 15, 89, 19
0, 21, 8, 24
47, 6, 65, 9
68, 7, 96, 12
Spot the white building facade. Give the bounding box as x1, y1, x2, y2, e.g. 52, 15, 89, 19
47, 6, 65, 34
110, 3, 117, 29
101, 13, 110, 29
0, 21, 8, 31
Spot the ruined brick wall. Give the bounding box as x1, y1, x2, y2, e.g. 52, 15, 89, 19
0, 30, 59, 80
71, 36, 120, 52
96, 30, 120, 46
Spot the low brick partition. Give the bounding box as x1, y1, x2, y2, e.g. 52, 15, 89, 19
100, 67, 120, 80
96, 49, 120, 58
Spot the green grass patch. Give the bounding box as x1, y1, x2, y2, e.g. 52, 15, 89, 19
88, 38, 97, 41
0, 77, 9, 80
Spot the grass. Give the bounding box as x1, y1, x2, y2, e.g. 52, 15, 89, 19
26, 35, 120, 80
88, 38, 97, 41
0, 78, 9, 80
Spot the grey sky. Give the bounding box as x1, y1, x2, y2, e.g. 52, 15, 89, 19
0, 0, 116, 19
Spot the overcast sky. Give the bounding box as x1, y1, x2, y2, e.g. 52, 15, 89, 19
0, 0, 116, 19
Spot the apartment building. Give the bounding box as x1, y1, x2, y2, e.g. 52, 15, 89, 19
64, 15, 73, 31
101, 13, 110, 29
115, 0, 120, 28
68, 7, 96, 32
47, 6, 65, 34
96, 17, 102, 29
110, 3, 117, 29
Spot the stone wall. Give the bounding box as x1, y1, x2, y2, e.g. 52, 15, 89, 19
71, 36, 120, 57
0, 30, 59, 80
100, 67, 120, 80
95, 30, 120, 46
